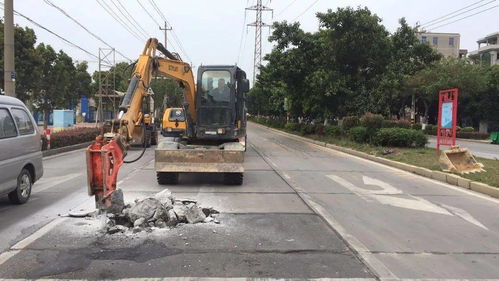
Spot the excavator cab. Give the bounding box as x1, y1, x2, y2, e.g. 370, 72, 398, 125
194, 65, 249, 142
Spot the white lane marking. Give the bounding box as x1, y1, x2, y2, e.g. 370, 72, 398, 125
328, 174, 490, 229
266, 157, 279, 168
0, 218, 66, 267
11, 218, 65, 250
440, 204, 489, 230
33, 173, 82, 193
327, 175, 451, 216
363, 176, 451, 216
266, 126, 499, 205
0, 250, 20, 266
302, 194, 398, 280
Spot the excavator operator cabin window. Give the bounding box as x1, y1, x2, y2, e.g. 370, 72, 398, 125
201, 71, 232, 106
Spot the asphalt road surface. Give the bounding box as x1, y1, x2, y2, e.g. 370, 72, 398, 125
0, 123, 498, 280
427, 135, 499, 159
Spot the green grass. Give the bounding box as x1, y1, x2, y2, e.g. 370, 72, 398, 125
306, 134, 499, 188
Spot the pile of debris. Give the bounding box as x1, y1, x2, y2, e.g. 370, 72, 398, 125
104, 189, 219, 234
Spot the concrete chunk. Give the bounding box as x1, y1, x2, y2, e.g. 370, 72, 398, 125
154, 189, 174, 207
185, 206, 206, 224
108, 189, 125, 215
173, 202, 188, 222
128, 198, 162, 222
166, 209, 178, 226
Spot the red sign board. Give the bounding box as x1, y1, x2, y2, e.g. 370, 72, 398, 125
437, 89, 458, 154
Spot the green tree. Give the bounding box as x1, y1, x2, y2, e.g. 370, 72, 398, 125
0, 20, 39, 102
374, 18, 441, 116
33, 44, 81, 128
408, 58, 488, 125
73, 62, 92, 97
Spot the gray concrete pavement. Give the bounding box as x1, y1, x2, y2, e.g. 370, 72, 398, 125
427, 135, 499, 159
1, 123, 499, 280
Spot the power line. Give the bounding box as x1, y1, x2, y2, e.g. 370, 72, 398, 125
236, 8, 248, 64
43, 0, 132, 61
422, 0, 496, 29
292, 0, 320, 22
134, 0, 180, 55
96, 0, 144, 42
136, 0, 161, 26
147, 0, 192, 62
420, 0, 489, 26
428, 4, 499, 31
148, 0, 167, 22
277, 0, 298, 17
0, 3, 98, 60
110, 0, 149, 38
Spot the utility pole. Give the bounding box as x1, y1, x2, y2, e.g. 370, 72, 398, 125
96, 48, 116, 125
4, 0, 15, 97
246, 0, 273, 84
159, 21, 172, 49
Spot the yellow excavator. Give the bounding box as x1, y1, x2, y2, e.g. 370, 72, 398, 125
87, 38, 249, 210
161, 107, 186, 137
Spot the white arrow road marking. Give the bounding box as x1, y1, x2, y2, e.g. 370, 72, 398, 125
327, 174, 447, 216
440, 203, 489, 230
362, 176, 451, 216
327, 175, 376, 202
327, 174, 489, 229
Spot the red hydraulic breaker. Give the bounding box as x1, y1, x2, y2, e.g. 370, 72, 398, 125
86, 135, 124, 210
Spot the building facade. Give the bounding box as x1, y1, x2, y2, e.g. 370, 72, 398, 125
416, 32, 461, 58
469, 32, 499, 66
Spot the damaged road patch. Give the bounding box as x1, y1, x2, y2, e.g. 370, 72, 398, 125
74, 189, 220, 234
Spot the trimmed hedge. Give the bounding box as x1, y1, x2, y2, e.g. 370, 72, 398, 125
349, 126, 368, 143
460, 126, 474, 133
42, 127, 101, 150
457, 131, 489, 140
374, 128, 427, 148
300, 124, 316, 135
284, 122, 300, 132
251, 116, 431, 147
423, 124, 489, 139
382, 119, 411, 129
360, 113, 383, 132
324, 125, 342, 137
341, 116, 360, 131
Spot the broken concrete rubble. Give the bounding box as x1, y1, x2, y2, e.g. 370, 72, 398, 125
128, 198, 163, 222
95, 189, 219, 234
185, 205, 206, 224
108, 189, 125, 214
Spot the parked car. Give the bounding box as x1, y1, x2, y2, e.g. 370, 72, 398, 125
0, 96, 43, 204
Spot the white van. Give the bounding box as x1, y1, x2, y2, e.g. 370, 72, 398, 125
0, 96, 43, 204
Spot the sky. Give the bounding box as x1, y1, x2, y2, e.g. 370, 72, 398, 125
9, 0, 499, 81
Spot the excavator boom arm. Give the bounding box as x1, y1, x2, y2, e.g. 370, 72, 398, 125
87, 38, 196, 210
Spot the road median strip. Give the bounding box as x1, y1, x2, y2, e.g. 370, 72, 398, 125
251, 122, 499, 199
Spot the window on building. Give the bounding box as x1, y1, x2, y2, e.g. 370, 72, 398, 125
433, 37, 438, 46
449, 37, 454, 46
11, 108, 34, 135
421, 36, 427, 43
